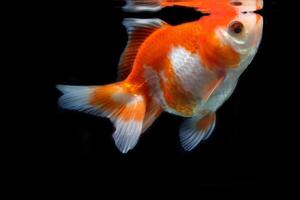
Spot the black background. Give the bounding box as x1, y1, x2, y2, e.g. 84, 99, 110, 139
11, 0, 294, 192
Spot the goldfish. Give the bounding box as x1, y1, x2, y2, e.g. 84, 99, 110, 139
57, 0, 263, 153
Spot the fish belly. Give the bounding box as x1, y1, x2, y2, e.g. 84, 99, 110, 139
201, 71, 240, 113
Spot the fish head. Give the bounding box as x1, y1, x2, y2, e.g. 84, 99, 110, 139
215, 12, 263, 70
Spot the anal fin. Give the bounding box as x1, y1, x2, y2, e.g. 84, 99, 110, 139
179, 112, 216, 151
142, 99, 163, 133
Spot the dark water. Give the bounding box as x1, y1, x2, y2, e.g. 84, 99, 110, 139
13, 0, 294, 192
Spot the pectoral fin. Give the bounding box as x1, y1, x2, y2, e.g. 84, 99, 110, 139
201, 75, 225, 101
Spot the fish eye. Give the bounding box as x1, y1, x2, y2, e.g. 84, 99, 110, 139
230, 1, 242, 6
229, 21, 244, 34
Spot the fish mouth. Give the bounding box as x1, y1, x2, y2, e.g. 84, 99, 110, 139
238, 13, 263, 58
241, 13, 264, 52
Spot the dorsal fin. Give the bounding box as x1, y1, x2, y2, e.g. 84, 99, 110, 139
118, 18, 167, 80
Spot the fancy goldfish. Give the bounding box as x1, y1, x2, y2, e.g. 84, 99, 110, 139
57, 0, 263, 153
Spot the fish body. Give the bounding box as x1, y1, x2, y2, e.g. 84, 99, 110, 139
57, 0, 263, 153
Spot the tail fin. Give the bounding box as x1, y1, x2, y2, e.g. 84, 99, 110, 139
57, 83, 146, 153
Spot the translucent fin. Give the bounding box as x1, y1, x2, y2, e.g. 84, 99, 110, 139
142, 99, 162, 133
57, 83, 146, 153
118, 18, 167, 80
123, 0, 163, 12
57, 85, 99, 115
201, 75, 225, 101
179, 112, 216, 151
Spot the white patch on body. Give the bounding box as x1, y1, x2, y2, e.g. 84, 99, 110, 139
168, 46, 243, 115
143, 47, 244, 117
143, 65, 166, 107
111, 90, 143, 107
169, 46, 217, 99
169, 46, 202, 95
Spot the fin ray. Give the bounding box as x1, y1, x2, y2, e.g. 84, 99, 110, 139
57, 83, 146, 153
118, 18, 167, 80
142, 99, 162, 133
180, 112, 216, 151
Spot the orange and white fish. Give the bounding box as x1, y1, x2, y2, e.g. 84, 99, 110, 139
57, 0, 263, 153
